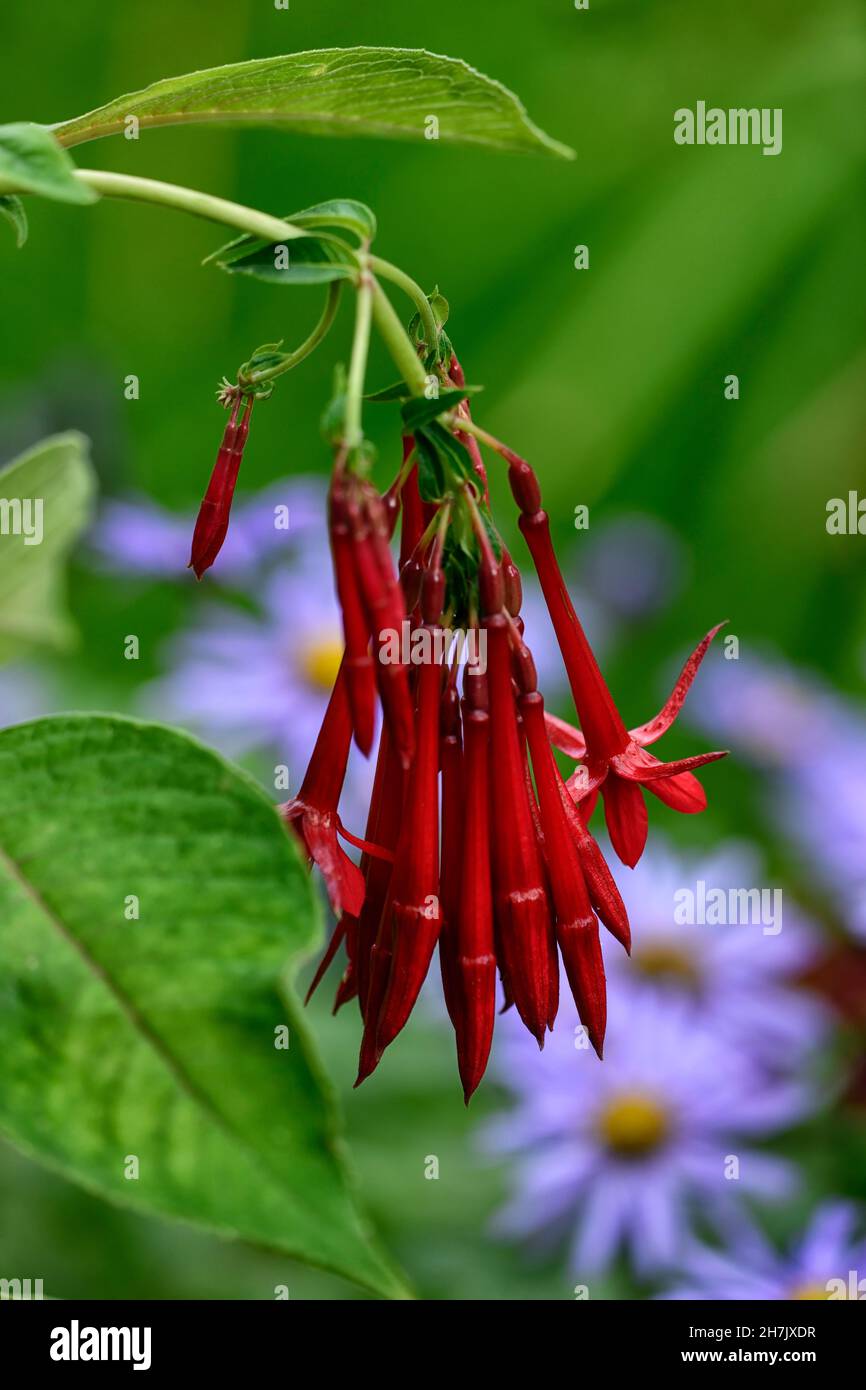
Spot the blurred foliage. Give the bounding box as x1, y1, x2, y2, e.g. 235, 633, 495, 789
0, 0, 864, 1299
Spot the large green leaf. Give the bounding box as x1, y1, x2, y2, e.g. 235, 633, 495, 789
52, 48, 574, 159
0, 123, 97, 203
0, 715, 409, 1299
0, 433, 96, 662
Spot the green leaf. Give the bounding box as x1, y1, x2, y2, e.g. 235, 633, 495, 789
0, 123, 98, 204
401, 388, 479, 432
365, 380, 412, 404
414, 421, 479, 500
205, 199, 375, 277
0, 714, 409, 1300
52, 49, 574, 159
0, 195, 28, 247
210, 232, 357, 286
0, 433, 96, 663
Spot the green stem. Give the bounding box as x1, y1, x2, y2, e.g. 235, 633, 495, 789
239, 281, 343, 389
344, 257, 374, 451
368, 256, 439, 354
73, 169, 308, 244
370, 281, 428, 396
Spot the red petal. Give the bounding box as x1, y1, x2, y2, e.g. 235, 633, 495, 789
630, 622, 727, 746
545, 710, 586, 759
646, 769, 708, 814
612, 747, 728, 783
304, 916, 347, 1005
601, 774, 648, 868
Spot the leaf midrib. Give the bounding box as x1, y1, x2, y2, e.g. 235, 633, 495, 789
0, 835, 368, 1282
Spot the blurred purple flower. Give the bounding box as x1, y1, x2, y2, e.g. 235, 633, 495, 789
576, 513, 685, 622
663, 1202, 866, 1299
90, 476, 325, 583
485, 990, 814, 1278
604, 836, 828, 1069
140, 552, 374, 831
690, 649, 866, 938
0, 665, 57, 727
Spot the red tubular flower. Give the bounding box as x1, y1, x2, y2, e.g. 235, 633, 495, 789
485, 613, 551, 1046
188, 397, 252, 579
508, 458, 727, 867
374, 648, 443, 1053
328, 478, 376, 756
344, 487, 415, 768
281, 669, 364, 918
438, 679, 464, 1028
355, 728, 405, 1015
454, 696, 496, 1102
521, 690, 607, 1057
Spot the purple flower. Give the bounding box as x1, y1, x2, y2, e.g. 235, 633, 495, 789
690, 648, 866, 939
90, 477, 326, 583
663, 1202, 866, 1299
485, 990, 814, 1278
576, 513, 684, 622
604, 836, 828, 1069
0, 665, 57, 727
140, 554, 373, 832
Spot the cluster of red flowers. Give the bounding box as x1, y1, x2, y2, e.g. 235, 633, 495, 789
280, 366, 727, 1101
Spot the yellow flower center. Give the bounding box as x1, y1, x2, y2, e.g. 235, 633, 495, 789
598, 1091, 671, 1157
789, 1284, 831, 1300
299, 635, 344, 691
632, 940, 701, 990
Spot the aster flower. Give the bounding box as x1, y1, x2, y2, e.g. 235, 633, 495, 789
90, 478, 325, 582
603, 836, 829, 1069
141, 557, 373, 835
691, 649, 866, 939
663, 1203, 866, 1299
485, 989, 814, 1277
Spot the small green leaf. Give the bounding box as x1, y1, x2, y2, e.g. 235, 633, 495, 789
0, 123, 98, 204
400, 389, 478, 432
284, 199, 377, 242
0, 195, 28, 247
0, 714, 409, 1300
52, 49, 574, 159
205, 199, 374, 278
365, 380, 412, 404
413, 421, 479, 501
0, 433, 96, 663
210, 232, 357, 286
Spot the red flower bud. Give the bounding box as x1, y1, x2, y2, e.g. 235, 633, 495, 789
188, 399, 252, 579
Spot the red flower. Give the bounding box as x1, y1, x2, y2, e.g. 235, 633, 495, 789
289, 368, 729, 1099
281, 670, 364, 919
189, 397, 252, 579
507, 455, 727, 867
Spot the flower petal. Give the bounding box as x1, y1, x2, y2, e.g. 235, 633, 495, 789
602, 774, 649, 868
545, 710, 586, 759
631, 623, 727, 746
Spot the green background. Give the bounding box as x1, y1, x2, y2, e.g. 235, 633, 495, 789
1, 0, 864, 1299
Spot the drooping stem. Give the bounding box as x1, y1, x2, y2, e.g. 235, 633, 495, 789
72, 169, 308, 244
239, 281, 343, 390
370, 281, 428, 396
368, 256, 439, 355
